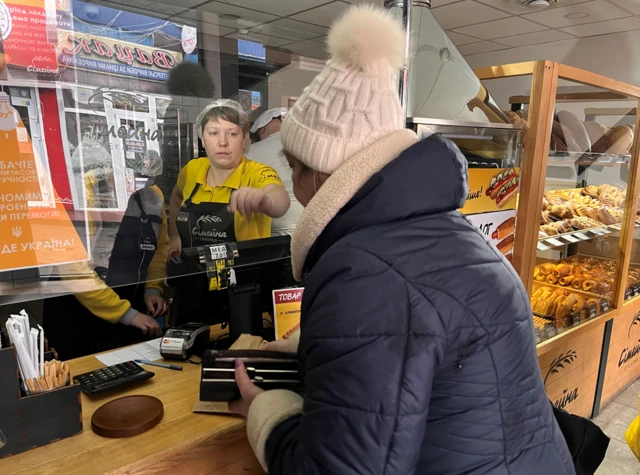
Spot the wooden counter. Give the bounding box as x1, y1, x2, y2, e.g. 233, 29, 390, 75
0, 331, 264, 475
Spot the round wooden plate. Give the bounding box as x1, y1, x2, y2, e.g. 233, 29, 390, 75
92, 395, 164, 438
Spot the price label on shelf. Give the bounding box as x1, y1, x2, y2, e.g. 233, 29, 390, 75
537, 242, 551, 251
571, 313, 580, 326
634, 285, 640, 297
574, 232, 590, 240
589, 305, 597, 319
626, 288, 633, 300
562, 235, 579, 243
600, 228, 612, 234
600, 300, 609, 313
545, 238, 564, 247
590, 228, 605, 236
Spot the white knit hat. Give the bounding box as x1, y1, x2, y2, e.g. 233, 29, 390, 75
281, 5, 406, 174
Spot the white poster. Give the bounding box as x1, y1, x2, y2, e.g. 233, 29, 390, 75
466, 209, 516, 260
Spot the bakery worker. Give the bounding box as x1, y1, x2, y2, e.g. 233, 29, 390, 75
105, 149, 169, 315
43, 149, 168, 360
169, 99, 289, 256
246, 108, 304, 236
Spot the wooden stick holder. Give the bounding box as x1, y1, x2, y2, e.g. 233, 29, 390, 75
0, 346, 82, 459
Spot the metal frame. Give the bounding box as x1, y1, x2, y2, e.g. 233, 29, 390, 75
407, 117, 524, 130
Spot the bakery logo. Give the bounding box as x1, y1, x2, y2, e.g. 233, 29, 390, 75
545, 350, 579, 410
544, 350, 577, 384
193, 215, 226, 240
619, 311, 640, 368
0, 0, 11, 41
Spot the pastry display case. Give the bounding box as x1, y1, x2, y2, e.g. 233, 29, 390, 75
475, 61, 640, 417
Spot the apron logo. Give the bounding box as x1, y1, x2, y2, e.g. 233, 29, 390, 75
197, 215, 223, 226
193, 215, 227, 240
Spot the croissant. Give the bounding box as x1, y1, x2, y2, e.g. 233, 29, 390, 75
539, 263, 555, 275
573, 204, 589, 217
599, 208, 616, 225
550, 205, 574, 219
582, 185, 599, 198
559, 275, 574, 286
553, 264, 572, 278
545, 192, 564, 206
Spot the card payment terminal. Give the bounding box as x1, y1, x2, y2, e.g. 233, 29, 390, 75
160, 323, 210, 360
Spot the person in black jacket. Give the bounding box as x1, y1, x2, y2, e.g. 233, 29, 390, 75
229, 5, 575, 475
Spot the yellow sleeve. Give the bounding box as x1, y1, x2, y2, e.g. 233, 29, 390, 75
250, 164, 284, 189
145, 187, 169, 296
177, 162, 189, 192
60, 261, 133, 324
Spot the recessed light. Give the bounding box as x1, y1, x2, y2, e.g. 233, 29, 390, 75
219, 13, 241, 20
564, 12, 590, 19
238, 28, 249, 34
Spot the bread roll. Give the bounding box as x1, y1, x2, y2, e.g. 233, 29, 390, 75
504, 110, 525, 127
557, 110, 591, 152
584, 121, 609, 153
606, 125, 633, 154
515, 109, 529, 121
552, 121, 579, 152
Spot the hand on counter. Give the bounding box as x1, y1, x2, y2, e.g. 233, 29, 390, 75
228, 359, 264, 418
130, 312, 163, 338
144, 295, 167, 317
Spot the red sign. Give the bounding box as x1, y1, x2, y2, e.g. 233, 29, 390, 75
1, 0, 59, 74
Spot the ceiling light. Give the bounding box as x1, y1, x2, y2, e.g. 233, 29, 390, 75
520, 0, 550, 8
564, 12, 590, 19
238, 28, 249, 34
219, 13, 241, 20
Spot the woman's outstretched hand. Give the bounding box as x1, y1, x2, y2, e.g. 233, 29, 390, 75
228, 359, 264, 418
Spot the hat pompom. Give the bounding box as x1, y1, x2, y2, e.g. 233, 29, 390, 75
327, 5, 406, 71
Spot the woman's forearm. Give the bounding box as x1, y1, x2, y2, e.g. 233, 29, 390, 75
263, 184, 290, 218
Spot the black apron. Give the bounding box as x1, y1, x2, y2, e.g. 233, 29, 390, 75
169, 182, 236, 324
176, 182, 236, 247
106, 192, 161, 288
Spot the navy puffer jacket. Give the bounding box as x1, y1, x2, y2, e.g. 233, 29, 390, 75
246, 129, 575, 475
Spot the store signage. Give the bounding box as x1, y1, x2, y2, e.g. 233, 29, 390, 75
544, 349, 579, 410
1, 0, 60, 74
0, 94, 87, 272
618, 311, 640, 368
460, 168, 519, 215
58, 31, 183, 81
272, 288, 304, 341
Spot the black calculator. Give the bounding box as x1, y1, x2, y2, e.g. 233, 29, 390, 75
73, 361, 155, 395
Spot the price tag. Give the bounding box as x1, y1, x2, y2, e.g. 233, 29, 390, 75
600, 228, 612, 234
589, 305, 597, 319
571, 313, 580, 326
562, 234, 579, 243
535, 328, 541, 345
600, 300, 609, 313
545, 238, 564, 247
537, 242, 551, 251
590, 228, 605, 235
626, 288, 633, 300
209, 244, 228, 260
574, 232, 590, 240
634, 284, 640, 296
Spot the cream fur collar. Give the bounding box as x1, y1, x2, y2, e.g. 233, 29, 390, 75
291, 129, 419, 280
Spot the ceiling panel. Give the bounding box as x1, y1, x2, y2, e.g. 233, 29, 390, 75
212, 0, 334, 17
225, 31, 293, 47
475, 0, 588, 15
198, 1, 279, 28
291, 1, 352, 27
282, 40, 328, 60
453, 16, 547, 39
457, 40, 510, 55
493, 29, 575, 47
560, 15, 640, 36
522, 1, 631, 28
252, 18, 328, 41
431, 0, 510, 29
607, 0, 640, 14
445, 30, 482, 45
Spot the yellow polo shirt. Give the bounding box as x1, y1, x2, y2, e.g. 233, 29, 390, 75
177, 156, 283, 241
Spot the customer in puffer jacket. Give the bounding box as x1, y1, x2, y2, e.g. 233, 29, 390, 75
229, 5, 575, 475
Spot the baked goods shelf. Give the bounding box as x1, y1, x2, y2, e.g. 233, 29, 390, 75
548, 151, 631, 167
537, 225, 619, 250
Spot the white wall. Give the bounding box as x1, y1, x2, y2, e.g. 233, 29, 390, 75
464, 30, 640, 113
